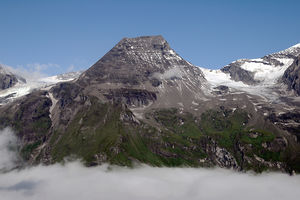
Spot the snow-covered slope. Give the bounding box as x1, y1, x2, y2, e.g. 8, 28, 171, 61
200, 68, 248, 88
0, 71, 81, 105
201, 43, 300, 101
274, 43, 300, 56
234, 58, 294, 84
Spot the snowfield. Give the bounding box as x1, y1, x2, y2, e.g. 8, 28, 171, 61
0, 73, 80, 105
200, 43, 300, 101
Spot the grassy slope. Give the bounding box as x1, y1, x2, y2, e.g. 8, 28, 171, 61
154, 108, 295, 172
1, 93, 298, 172
49, 99, 208, 167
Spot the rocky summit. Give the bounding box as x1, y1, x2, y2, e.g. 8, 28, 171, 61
0, 65, 25, 90
0, 36, 300, 174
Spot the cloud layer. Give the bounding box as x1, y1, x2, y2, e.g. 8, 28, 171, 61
0, 163, 299, 200
152, 68, 183, 80
0, 128, 20, 172
0, 129, 299, 200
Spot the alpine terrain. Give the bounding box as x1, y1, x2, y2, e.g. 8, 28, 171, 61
0, 36, 299, 173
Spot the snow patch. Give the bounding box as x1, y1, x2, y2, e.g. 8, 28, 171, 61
47, 92, 58, 119
239, 58, 293, 84
200, 67, 249, 88
153, 68, 183, 80
192, 101, 199, 106
177, 102, 184, 107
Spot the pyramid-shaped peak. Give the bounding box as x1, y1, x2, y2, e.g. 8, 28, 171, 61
78, 35, 204, 86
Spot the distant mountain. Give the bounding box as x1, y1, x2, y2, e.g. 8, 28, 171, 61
0, 64, 26, 90
201, 43, 300, 101
0, 36, 299, 174
0, 70, 81, 105
220, 43, 300, 86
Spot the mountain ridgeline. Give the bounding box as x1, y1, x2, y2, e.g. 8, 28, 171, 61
0, 36, 300, 173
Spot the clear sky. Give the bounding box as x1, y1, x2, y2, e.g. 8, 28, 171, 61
1, 0, 300, 76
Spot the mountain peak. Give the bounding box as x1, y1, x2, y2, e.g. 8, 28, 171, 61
0, 64, 20, 90
121, 35, 166, 43
290, 43, 300, 48
271, 43, 300, 57
78, 35, 199, 86
115, 35, 170, 53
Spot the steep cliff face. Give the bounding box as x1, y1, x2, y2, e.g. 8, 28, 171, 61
0, 65, 19, 90
282, 56, 300, 95
0, 36, 299, 173
221, 61, 258, 85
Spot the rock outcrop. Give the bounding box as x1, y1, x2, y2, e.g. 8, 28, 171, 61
282, 56, 300, 95
0, 65, 19, 90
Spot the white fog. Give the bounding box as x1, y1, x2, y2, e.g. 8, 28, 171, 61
0, 129, 299, 200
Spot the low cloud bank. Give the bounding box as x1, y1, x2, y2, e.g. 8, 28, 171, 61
1, 62, 81, 81
0, 129, 299, 200
0, 163, 299, 200
0, 128, 20, 172
153, 68, 183, 80
1, 63, 49, 80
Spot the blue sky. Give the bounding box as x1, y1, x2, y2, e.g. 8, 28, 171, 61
0, 0, 300, 76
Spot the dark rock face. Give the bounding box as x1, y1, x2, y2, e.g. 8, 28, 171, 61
50, 82, 86, 127
282, 56, 300, 95
221, 62, 259, 85
0, 71, 18, 90
149, 78, 162, 87
0, 91, 52, 143
268, 111, 300, 142
0, 65, 26, 90
103, 89, 157, 107
213, 85, 229, 95
51, 82, 84, 108
262, 55, 285, 66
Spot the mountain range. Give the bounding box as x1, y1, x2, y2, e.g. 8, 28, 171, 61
0, 35, 299, 173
